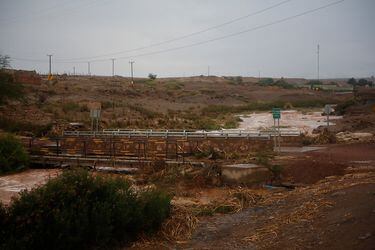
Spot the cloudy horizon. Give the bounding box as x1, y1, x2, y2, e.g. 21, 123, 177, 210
1, 0, 374, 79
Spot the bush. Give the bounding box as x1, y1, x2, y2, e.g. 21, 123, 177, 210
259, 77, 295, 89
0, 169, 171, 249
0, 134, 29, 174
148, 73, 157, 80
258, 78, 274, 85
0, 117, 53, 136
334, 99, 357, 115
62, 102, 80, 113
0, 70, 24, 105
224, 76, 244, 85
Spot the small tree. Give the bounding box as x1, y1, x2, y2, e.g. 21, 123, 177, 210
148, 73, 157, 80
347, 77, 357, 85
0, 54, 11, 69
234, 76, 243, 84
358, 78, 369, 86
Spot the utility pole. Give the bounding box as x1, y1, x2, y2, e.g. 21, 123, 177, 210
317, 44, 320, 82
87, 62, 91, 76
111, 58, 115, 77
129, 61, 135, 84
47, 54, 52, 78
73, 66, 76, 76
207, 66, 210, 77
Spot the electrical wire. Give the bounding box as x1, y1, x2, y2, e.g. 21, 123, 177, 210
12, 0, 346, 65
56, 0, 293, 61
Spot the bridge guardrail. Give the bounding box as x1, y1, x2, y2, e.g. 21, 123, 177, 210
63, 129, 301, 138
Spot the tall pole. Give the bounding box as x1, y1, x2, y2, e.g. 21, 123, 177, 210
73, 66, 76, 76
317, 44, 320, 82
87, 62, 91, 76
129, 61, 135, 84
47, 54, 52, 76
207, 66, 210, 77
111, 58, 115, 77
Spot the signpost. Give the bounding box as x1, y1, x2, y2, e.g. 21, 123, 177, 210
324, 104, 332, 128
272, 108, 281, 152
90, 109, 101, 131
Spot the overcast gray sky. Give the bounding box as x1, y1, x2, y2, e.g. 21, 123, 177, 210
0, 0, 374, 78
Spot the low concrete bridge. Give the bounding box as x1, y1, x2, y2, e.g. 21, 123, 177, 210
24, 129, 302, 167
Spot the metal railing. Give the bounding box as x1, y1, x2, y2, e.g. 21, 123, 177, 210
63, 129, 301, 138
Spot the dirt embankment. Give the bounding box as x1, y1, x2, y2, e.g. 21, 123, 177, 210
185, 172, 375, 250
281, 143, 375, 184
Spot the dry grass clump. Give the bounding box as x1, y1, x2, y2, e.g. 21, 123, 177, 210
244, 199, 334, 245
160, 204, 199, 242
132, 188, 266, 248
213, 188, 264, 214
131, 204, 199, 248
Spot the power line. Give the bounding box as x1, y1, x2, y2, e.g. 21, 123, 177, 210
55, 0, 293, 62
112, 0, 345, 61
12, 0, 345, 65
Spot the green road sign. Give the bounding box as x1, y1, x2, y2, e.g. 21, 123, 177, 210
272, 108, 281, 119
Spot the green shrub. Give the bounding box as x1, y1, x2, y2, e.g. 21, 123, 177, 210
254, 150, 275, 166
0, 169, 171, 249
267, 165, 283, 180
62, 102, 80, 113
0, 134, 29, 174
0, 117, 52, 136
307, 80, 322, 89
148, 73, 157, 80
223, 116, 242, 129
165, 81, 184, 90
258, 77, 295, 89
128, 104, 161, 119
0, 70, 24, 104
225, 76, 243, 85
258, 78, 274, 85
335, 99, 356, 115
101, 101, 114, 110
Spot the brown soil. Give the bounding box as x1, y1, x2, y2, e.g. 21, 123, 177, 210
0, 75, 350, 134
184, 173, 375, 250
281, 143, 375, 184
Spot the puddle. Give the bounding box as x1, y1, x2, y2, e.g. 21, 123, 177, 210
279, 146, 326, 153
